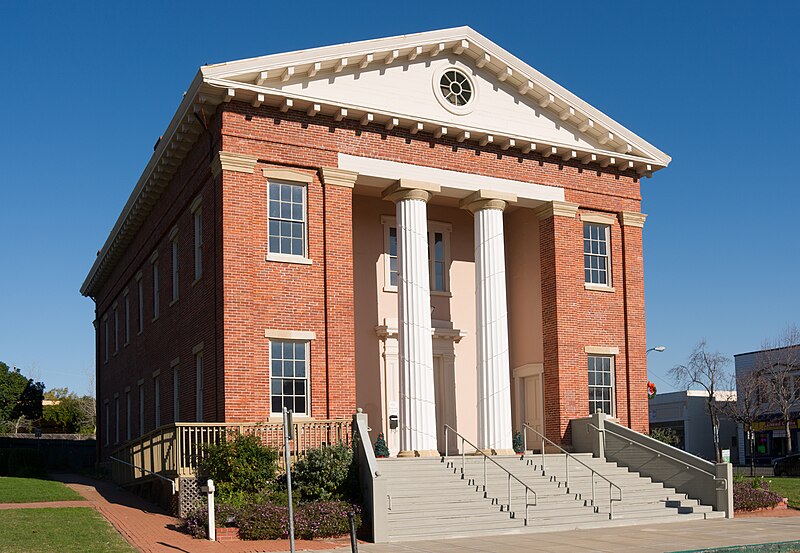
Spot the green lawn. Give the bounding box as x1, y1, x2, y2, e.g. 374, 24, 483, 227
0, 477, 84, 503
0, 508, 134, 552
769, 477, 800, 509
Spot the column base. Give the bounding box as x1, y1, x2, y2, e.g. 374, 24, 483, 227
397, 449, 440, 458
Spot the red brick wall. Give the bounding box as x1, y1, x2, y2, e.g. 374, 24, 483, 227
94, 118, 224, 457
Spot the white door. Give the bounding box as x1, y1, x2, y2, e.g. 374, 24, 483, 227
524, 374, 544, 447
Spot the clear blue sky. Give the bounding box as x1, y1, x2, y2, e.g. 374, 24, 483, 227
1, 1, 798, 396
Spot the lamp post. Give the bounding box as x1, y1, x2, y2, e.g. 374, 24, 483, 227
647, 346, 666, 354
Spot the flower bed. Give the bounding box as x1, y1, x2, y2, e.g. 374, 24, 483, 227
733, 477, 785, 512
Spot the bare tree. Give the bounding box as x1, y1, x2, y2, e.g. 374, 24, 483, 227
720, 371, 768, 475
670, 340, 731, 463
757, 325, 800, 455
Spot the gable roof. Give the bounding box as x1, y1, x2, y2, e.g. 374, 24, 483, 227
81, 27, 670, 298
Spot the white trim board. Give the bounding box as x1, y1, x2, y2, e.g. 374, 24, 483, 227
338, 153, 564, 207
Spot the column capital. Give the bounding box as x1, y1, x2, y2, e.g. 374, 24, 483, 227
381, 179, 440, 203
459, 189, 517, 213
319, 167, 358, 188
619, 211, 648, 228
211, 151, 259, 177
534, 200, 580, 220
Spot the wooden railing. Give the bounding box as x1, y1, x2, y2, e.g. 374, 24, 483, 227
111, 419, 352, 487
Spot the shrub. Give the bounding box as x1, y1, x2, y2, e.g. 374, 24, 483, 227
237, 502, 289, 540
649, 427, 679, 447
7, 448, 46, 478
733, 478, 784, 512
199, 433, 279, 500
292, 443, 355, 501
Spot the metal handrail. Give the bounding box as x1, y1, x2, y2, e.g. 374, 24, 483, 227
589, 424, 728, 491
522, 423, 622, 519
110, 455, 177, 494
443, 425, 537, 525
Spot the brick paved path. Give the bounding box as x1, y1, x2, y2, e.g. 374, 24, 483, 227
48, 474, 351, 553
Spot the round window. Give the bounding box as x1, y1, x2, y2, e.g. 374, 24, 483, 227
439, 69, 473, 107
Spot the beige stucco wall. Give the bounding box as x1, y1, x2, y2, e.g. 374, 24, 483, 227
353, 194, 478, 453
505, 207, 544, 429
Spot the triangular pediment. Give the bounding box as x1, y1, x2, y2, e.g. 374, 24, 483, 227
200, 27, 670, 172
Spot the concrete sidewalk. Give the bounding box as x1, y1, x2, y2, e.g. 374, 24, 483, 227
315, 517, 800, 553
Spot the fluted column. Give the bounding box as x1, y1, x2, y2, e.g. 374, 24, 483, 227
383, 180, 441, 457
461, 190, 516, 454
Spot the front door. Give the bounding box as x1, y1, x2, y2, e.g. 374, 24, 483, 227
524, 373, 544, 447
433, 355, 457, 454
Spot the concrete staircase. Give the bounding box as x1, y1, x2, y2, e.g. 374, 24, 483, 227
378, 453, 724, 542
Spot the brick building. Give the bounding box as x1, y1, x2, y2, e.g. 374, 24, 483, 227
81, 27, 670, 458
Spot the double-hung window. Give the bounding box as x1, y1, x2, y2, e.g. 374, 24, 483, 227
584, 223, 610, 286
170, 226, 179, 303
588, 355, 615, 416
113, 304, 119, 354
383, 217, 451, 293
270, 340, 309, 416
192, 197, 202, 282
123, 290, 130, 345
151, 252, 159, 320
268, 180, 306, 258
136, 271, 144, 334
195, 348, 204, 422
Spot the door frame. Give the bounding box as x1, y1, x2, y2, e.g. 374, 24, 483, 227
513, 363, 544, 440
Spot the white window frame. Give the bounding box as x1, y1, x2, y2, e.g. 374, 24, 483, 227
192, 198, 203, 282
195, 347, 204, 422
151, 253, 160, 320
266, 178, 310, 264
154, 374, 161, 428
103, 315, 109, 364
112, 303, 119, 355
104, 400, 109, 446
123, 289, 130, 346
126, 390, 132, 441
138, 383, 145, 436
588, 354, 616, 417
114, 395, 120, 445
173, 363, 180, 423
381, 216, 452, 295
269, 339, 310, 417
136, 272, 144, 334
583, 222, 612, 288
170, 227, 179, 304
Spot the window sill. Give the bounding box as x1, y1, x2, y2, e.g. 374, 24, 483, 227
152, 316, 159, 323
266, 253, 312, 265
584, 283, 616, 293
268, 414, 312, 423
191, 276, 202, 287
137, 330, 143, 337
169, 298, 179, 307
123, 341, 130, 348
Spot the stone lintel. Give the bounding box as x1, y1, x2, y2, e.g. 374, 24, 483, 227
319, 167, 358, 188
580, 212, 617, 225
262, 168, 314, 183
534, 200, 580, 220
211, 151, 259, 177
381, 179, 440, 203
459, 189, 517, 213
619, 211, 648, 228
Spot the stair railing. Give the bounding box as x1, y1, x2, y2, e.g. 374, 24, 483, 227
109, 456, 177, 494
589, 424, 728, 491
522, 423, 622, 519
443, 424, 537, 525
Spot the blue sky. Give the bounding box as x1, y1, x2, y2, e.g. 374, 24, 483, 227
0, 1, 798, 396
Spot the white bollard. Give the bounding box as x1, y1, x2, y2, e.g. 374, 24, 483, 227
202, 479, 216, 541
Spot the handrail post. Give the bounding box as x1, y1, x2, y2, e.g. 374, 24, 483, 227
591, 472, 595, 507
523, 426, 527, 454
461, 437, 465, 479
609, 482, 613, 519
541, 437, 545, 472
565, 453, 569, 489
507, 473, 511, 513
483, 455, 487, 493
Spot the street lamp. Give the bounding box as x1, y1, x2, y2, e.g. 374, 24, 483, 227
647, 346, 666, 354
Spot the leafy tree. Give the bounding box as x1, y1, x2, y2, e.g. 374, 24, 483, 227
42, 388, 96, 434
649, 427, 679, 447
670, 340, 731, 463
0, 361, 44, 430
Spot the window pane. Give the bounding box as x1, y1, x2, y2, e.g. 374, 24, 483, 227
280, 184, 291, 201
295, 380, 305, 395
295, 397, 306, 414
271, 379, 282, 394
269, 183, 280, 199
271, 360, 282, 376
292, 185, 302, 203
295, 342, 305, 359
271, 397, 282, 414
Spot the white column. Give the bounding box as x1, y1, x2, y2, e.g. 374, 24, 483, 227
462, 190, 516, 453
383, 180, 441, 457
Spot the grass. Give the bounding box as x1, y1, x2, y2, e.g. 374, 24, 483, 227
0, 508, 134, 552
0, 477, 84, 503
768, 477, 800, 509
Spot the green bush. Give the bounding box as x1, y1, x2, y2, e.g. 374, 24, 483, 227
198, 433, 279, 500
7, 448, 46, 478
236, 500, 359, 540
649, 427, 679, 447
292, 443, 355, 501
